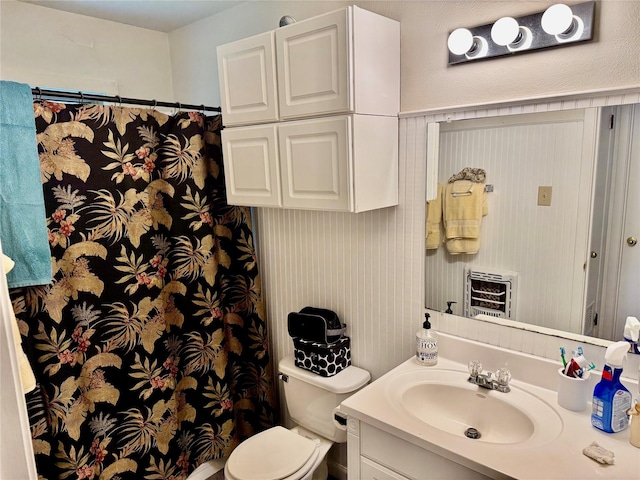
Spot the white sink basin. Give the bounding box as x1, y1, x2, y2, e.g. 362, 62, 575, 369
386, 368, 563, 447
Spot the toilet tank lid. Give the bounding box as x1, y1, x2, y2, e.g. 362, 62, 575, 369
279, 356, 370, 394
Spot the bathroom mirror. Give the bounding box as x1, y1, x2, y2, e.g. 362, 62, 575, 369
425, 103, 639, 344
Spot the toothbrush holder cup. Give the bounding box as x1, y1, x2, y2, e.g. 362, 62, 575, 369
556, 367, 591, 412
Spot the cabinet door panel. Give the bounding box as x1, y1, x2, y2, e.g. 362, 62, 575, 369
279, 116, 351, 211
221, 125, 281, 207
361, 424, 492, 480
217, 31, 278, 126
276, 8, 351, 119
361, 458, 410, 480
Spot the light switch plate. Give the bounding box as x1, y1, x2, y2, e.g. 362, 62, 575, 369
538, 186, 552, 206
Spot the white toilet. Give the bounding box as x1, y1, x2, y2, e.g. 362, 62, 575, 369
223, 356, 370, 480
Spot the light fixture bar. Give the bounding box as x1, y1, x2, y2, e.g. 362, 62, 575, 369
447, 1, 595, 65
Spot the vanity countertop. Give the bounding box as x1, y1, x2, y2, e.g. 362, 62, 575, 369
341, 335, 640, 480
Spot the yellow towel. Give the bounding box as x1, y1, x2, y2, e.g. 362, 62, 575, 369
446, 238, 481, 255
426, 184, 443, 250
443, 181, 487, 239
2, 253, 37, 393
443, 181, 488, 254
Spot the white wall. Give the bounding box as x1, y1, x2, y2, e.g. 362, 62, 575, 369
169, 0, 640, 111
0, 0, 174, 100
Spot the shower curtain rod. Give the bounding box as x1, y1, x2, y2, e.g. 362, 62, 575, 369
31, 87, 222, 112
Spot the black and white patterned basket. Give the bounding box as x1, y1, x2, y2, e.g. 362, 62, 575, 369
293, 337, 351, 377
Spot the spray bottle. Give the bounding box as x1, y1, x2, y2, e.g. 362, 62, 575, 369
591, 341, 632, 433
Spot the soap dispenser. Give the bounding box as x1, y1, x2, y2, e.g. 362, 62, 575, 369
416, 313, 438, 366
445, 301, 457, 314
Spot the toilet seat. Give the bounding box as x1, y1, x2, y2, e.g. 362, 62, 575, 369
225, 426, 320, 480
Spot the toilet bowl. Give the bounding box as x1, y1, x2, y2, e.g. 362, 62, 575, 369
184, 428, 329, 480
224, 426, 332, 480
222, 356, 370, 480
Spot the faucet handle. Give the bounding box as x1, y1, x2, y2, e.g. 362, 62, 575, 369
495, 367, 511, 385
468, 360, 483, 377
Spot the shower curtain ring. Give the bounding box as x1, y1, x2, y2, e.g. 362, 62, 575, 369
116, 95, 122, 106
201, 104, 205, 114
177, 102, 182, 112
152, 99, 157, 110
36, 87, 42, 100
79, 91, 84, 104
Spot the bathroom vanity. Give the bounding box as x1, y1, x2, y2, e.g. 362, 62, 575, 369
341, 333, 640, 479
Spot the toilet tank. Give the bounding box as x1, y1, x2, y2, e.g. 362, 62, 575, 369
278, 356, 370, 443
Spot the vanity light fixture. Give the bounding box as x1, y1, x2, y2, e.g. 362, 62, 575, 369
447, 1, 595, 65
447, 28, 489, 59
490, 17, 533, 51
541, 3, 585, 42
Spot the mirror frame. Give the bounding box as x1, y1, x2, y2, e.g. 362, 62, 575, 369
419, 86, 640, 350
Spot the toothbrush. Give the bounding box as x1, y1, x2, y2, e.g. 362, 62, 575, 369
560, 347, 567, 368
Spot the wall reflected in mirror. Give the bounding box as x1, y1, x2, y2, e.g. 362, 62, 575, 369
425, 104, 639, 343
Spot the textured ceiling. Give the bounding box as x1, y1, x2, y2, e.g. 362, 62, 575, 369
18, 0, 244, 32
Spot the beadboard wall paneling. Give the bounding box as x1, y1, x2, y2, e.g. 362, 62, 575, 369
254, 116, 427, 381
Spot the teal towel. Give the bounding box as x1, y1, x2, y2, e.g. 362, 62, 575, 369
0, 81, 52, 288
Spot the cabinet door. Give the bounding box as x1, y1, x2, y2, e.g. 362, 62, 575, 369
276, 8, 351, 120
221, 124, 281, 207
278, 116, 351, 211
361, 458, 410, 480
217, 31, 278, 126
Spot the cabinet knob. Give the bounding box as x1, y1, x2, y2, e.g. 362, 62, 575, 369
628, 236, 638, 247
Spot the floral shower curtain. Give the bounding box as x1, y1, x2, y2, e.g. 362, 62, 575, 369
9, 101, 276, 479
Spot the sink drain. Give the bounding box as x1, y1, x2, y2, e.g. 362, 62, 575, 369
464, 427, 481, 439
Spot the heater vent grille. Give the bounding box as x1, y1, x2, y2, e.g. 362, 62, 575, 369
465, 268, 518, 320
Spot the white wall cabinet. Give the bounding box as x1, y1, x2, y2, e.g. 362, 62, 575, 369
217, 7, 400, 127
217, 6, 399, 212
220, 123, 281, 207
221, 114, 398, 212
275, 7, 399, 120
279, 115, 350, 211
217, 31, 279, 127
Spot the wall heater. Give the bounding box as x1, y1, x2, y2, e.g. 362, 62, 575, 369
465, 267, 518, 320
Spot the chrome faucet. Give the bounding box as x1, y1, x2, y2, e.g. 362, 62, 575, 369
467, 361, 511, 393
